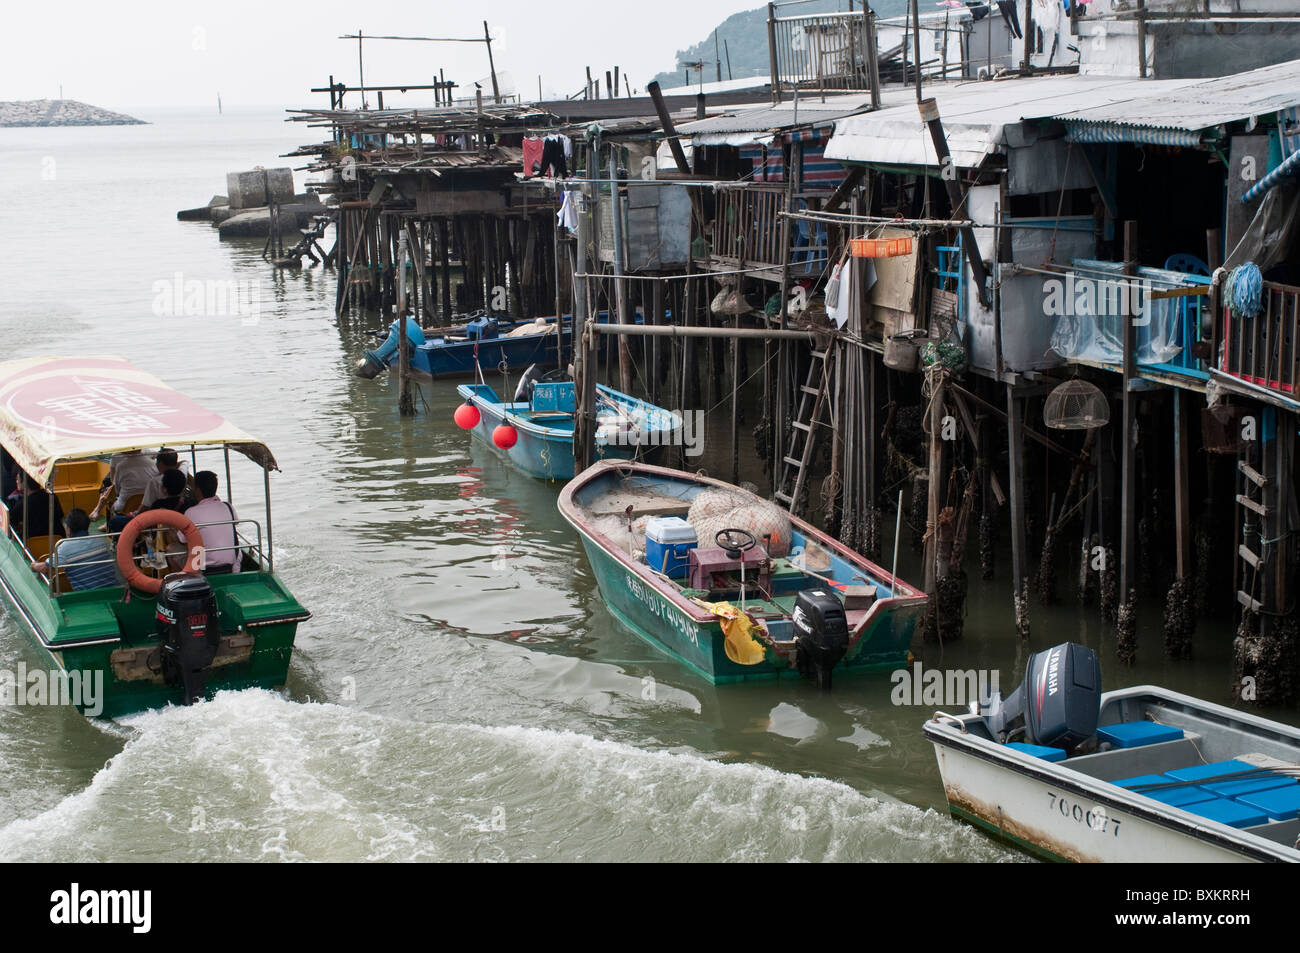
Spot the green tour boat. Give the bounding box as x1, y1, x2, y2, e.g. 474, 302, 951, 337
0, 355, 310, 719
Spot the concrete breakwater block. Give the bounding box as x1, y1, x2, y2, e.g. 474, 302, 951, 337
178, 195, 233, 222
226, 170, 267, 210
265, 168, 295, 204
227, 169, 297, 210
217, 204, 330, 239
218, 208, 303, 239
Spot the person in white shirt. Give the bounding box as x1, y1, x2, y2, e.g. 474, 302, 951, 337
179, 471, 240, 574
102, 449, 157, 515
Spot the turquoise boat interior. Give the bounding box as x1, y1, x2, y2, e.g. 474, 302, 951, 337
459, 380, 681, 444
569, 466, 916, 638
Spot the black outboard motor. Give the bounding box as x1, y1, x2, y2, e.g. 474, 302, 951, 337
514, 363, 544, 403
792, 589, 850, 690
355, 352, 385, 379
986, 642, 1101, 754
156, 572, 222, 705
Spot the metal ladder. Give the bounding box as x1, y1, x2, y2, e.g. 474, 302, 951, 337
774, 344, 834, 512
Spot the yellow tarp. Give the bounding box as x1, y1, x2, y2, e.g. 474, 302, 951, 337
705, 601, 768, 666
0, 356, 276, 486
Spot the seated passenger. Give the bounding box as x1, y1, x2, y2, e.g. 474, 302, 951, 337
178, 471, 240, 574
8, 472, 64, 540
141, 449, 193, 508
30, 508, 119, 591
100, 449, 157, 516
106, 469, 192, 533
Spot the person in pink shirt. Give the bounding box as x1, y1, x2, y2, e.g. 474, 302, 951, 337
179, 471, 241, 574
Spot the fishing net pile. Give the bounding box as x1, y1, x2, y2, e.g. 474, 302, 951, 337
506, 317, 552, 338
686, 487, 792, 557
591, 513, 655, 557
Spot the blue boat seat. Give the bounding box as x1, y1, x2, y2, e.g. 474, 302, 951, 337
1183, 798, 1270, 829
1007, 742, 1066, 762
1237, 785, 1300, 821
1112, 774, 1216, 808
1165, 760, 1256, 783
1199, 774, 1297, 798
1097, 721, 1184, 749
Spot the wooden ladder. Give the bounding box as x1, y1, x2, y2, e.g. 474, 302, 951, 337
774, 344, 834, 512
1235, 449, 1273, 614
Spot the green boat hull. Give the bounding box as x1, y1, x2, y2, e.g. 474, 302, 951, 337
575, 521, 922, 685
0, 535, 308, 719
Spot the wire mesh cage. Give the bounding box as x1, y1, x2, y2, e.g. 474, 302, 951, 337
1043, 379, 1110, 430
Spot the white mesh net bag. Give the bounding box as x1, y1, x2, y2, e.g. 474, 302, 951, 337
687, 487, 792, 557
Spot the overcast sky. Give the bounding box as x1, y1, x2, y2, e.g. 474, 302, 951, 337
2, 0, 766, 109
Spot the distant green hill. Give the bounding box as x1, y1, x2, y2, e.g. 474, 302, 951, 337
653, 0, 910, 89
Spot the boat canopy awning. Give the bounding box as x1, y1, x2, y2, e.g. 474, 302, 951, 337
0, 356, 277, 486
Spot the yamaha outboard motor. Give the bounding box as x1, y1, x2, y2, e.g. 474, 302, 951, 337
157, 572, 222, 705
355, 316, 426, 379
986, 642, 1101, 754
792, 589, 849, 690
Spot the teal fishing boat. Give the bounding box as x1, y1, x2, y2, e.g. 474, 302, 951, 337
558, 460, 926, 686
455, 376, 680, 481
0, 356, 310, 719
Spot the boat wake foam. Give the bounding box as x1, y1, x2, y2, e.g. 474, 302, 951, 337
0, 689, 1022, 862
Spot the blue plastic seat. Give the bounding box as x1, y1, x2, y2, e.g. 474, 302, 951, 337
1200, 775, 1296, 798
1112, 775, 1214, 808
1007, 742, 1066, 762
1163, 253, 1210, 277
1183, 798, 1269, 829
1097, 721, 1185, 749
1237, 785, 1300, 821
1165, 760, 1255, 783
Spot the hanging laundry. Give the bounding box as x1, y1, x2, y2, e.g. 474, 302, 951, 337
540, 136, 568, 177
557, 189, 579, 235
522, 136, 545, 178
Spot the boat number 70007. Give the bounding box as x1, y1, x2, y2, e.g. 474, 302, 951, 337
1046, 791, 1122, 837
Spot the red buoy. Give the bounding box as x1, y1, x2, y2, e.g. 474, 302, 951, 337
454, 404, 480, 429
492, 424, 518, 449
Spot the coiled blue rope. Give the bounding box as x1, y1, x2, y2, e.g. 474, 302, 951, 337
1227, 262, 1263, 317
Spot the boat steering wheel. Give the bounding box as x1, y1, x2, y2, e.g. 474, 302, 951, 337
715, 528, 757, 560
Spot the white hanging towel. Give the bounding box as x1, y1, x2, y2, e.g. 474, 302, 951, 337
557, 189, 579, 235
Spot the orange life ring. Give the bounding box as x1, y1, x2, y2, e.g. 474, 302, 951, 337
115, 509, 205, 595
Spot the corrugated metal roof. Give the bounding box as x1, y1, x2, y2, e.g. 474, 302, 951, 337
1036, 58, 1300, 135
677, 93, 878, 143
826, 74, 1198, 168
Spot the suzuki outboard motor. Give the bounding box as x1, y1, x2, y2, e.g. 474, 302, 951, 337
355, 316, 426, 379
986, 642, 1101, 754
157, 572, 222, 705
793, 589, 850, 690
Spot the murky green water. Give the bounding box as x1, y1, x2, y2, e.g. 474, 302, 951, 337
0, 109, 1291, 862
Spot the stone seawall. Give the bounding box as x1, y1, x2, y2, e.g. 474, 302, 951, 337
0, 100, 145, 127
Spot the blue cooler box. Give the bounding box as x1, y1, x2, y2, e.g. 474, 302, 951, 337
645, 517, 697, 578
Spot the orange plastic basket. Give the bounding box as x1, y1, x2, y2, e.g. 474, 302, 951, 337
850, 236, 913, 258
